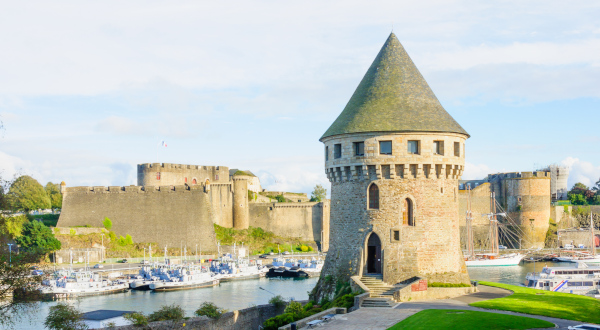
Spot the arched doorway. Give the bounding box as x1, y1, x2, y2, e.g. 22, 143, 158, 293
367, 232, 382, 274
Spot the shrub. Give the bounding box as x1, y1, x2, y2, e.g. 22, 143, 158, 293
69, 228, 76, 236
284, 301, 303, 315
428, 282, 471, 288
300, 245, 309, 252
123, 312, 148, 326
108, 231, 116, 242
275, 195, 286, 203
307, 246, 313, 251
103, 217, 112, 230
195, 302, 226, 319
303, 301, 314, 311
262, 313, 295, 330
44, 302, 88, 330
125, 234, 134, 245
148, 304, 185, 322
269, 295, 286, 308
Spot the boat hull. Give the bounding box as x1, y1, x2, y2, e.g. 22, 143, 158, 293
150, 279, 219, 292
266, 268, 309, 278
466, 254, 523, 267
218, 272, 265, 282
40, 285, 129, 300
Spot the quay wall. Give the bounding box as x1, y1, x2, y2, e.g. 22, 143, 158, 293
57, 185, 218, 252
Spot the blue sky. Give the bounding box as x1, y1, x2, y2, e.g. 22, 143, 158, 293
1, 1, 599, 195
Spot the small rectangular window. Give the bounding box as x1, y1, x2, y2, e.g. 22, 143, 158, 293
354, 142, 365, 156
156, 172, 161, 180
454, 142, 460, 157
215, 175, 219, 180
379, 141, 392, 155
393, 230, 400, 241
325, 146, 329, 161
434, 141, 444, 155
408, 140, 419, 154
334, 144, 342, 159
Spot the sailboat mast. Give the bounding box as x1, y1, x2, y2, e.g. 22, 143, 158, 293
489, 192, 499, 255
466, 187, 474, 258
591, 212, 597, 256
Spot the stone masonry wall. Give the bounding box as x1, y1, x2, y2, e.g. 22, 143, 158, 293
57, 185, 218, 252
458, 183, 491, 248
137, 163, 230, 186
249, 202, 327, 247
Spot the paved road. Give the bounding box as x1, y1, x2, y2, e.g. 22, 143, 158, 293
312, 285, 586, 330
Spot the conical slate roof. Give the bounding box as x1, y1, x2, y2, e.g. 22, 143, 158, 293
320, 33, 469, 140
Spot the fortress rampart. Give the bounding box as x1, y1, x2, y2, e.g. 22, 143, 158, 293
58, 184, 219, 252
460, 171, 551, 248
58, 163, 330, 251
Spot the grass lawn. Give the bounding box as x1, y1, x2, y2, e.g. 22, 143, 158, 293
471, 281, 600, 324
388, 309, 554, 330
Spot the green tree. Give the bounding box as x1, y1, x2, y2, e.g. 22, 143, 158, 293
15, 220, 61, 255
103, 217, 112, 230
44, 302, 87, 330
125, 234, 133, 245
44, 182, 63, 209
6, 176, 51, 211
0, 214, 28, 238
569, 194, 587, 205
310, 184, 327, 202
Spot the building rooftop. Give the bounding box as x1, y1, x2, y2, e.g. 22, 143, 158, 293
321, 33, 469, 140
82, 310, 135, 321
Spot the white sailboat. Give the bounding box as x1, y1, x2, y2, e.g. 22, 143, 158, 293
572, 212, 600, 264
465, 190, 524, 267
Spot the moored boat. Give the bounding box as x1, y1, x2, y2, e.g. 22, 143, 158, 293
525, 262, 600, 295
149, 265, 218, 291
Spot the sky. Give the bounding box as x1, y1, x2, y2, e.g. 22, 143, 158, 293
1, 1, 599, 196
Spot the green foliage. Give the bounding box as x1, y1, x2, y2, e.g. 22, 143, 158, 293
268, 295, 286, 308
108, 231, 116, 241
275, 194, 286, 203
248, 189, 254, 201
568, 182, 600, 205
388, 309, 554, 330
69, 228, 76, 236
125, 234, 134, 245
569, 193, 587, 205
284, 301, 303, 315
262, 313, 295, 330
428, 282, 471, 288
310, 184, 327, 202
123, 312, 148, 326
544, 220, 558, 248
44, 182, 63, 209
300, 245, 309, 252
148, 304, 185, 322
233, 170, 255, 177
27, 213, 60, 227
44, 302, 88, 330
0, 214, 27, 238
15, 220, 61, 255
516, 205, 522, 211
194, 302, 226, 319
7, 175, 51, 211
103, 217, 113, 230
471, 281, 600, 324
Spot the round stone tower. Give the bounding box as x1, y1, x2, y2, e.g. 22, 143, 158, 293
313, 33, 471, 300
232, 175, 250, 230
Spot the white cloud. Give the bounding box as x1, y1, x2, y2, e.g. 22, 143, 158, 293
463, 162, 494, 180
561, 157, 600, 189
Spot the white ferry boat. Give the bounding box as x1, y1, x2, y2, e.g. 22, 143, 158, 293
40, 270, 129, 299
149, 265, 218, 291
525, 262, 600, 295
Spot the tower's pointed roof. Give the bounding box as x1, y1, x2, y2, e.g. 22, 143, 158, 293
320, 33, 469, 140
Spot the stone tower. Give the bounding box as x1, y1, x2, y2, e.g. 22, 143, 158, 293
232, 174, 250, 230
313, 33, 471, 300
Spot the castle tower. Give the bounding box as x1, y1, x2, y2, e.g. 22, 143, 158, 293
232, 174, 250, 230
313, 33, 470, 299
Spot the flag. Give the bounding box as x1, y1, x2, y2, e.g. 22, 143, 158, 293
161, 141, 167, 147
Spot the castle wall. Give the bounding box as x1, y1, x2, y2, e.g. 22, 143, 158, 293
504, 173, 551, 248
137, 163, 230, 187
319, 132, 469, 286
248, 202, 326, 245
57, 185, 218, 252
208, 183, 233, 228
458, 183, 491, 249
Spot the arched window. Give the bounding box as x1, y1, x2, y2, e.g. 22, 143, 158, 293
403, 198, 414, 226
368, 184, 379, 209
184, 177, 188, 183
192, 178, 197, 184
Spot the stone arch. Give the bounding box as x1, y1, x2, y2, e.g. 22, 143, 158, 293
401, 195, 417, 227
192, 177, 197, 185
367, 183, 379, 209
365, 232, 382, 274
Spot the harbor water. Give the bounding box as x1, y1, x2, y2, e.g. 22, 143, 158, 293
12, 262, 568, 329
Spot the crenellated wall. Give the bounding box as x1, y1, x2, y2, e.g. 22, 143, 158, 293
57, 185, 218, 252
137, 163, 230, 186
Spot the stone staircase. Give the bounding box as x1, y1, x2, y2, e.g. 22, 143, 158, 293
360, 274, 398, 308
